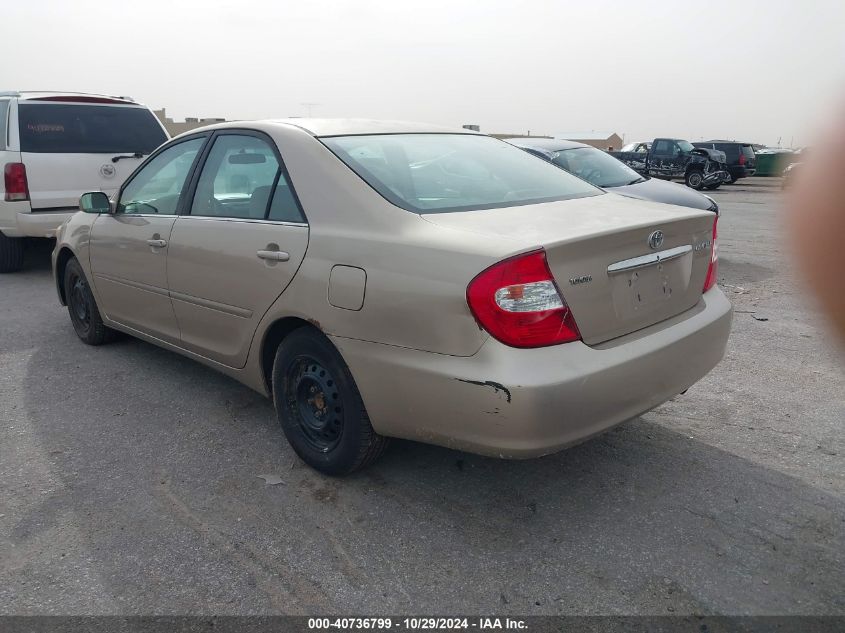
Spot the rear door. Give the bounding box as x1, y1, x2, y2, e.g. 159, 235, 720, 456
17, 100, 168, 210
89, 136, 207, 343
167, 131, 309, 368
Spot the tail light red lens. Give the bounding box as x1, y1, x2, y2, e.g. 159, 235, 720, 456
738, 153, 746, 166
703, 216, 719, 292
4, 163, 29, 202
466, 249, 581, 348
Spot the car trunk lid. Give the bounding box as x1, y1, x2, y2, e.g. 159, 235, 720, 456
422, 193, 716, 345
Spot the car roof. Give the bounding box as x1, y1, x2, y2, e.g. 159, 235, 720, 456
185, 118, 480, 138
0, 91, 141, 105
697, 140, 753, 145
505, 137, 590, 151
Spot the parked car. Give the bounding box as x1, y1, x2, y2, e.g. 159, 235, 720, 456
781, 150, 808, 189
693, 140, 756, 183
0, 91, 169, 272
610, 138, 731, 190
54, 120, 731, 475
507, 138, 718, 213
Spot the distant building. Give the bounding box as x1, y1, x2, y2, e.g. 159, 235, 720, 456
462, 124, 481, 132
154, 108, 226, 137
554, 131, 623, 151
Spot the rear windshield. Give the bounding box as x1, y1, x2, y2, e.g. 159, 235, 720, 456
18, 103, 167, 154
322, 134, 601, 214
741, 144, 755, 158
552, 146, 643, 188
0, 100, 8, 150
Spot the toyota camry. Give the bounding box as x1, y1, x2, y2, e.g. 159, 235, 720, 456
53, 119, 731, 474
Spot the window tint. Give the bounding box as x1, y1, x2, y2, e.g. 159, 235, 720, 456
322, 134, 600, 214
191, 134, 304, 222
118, 137, 204, 215
18, 103, 167, 154
0, 100, 8, 150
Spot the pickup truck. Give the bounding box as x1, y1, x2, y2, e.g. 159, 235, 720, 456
609, 138, 731, 190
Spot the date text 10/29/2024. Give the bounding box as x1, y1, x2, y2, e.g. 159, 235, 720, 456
308, 618, 528, 630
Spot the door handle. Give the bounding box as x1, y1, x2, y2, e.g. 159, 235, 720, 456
257, 250, 290, 262
147, 239, 167, 248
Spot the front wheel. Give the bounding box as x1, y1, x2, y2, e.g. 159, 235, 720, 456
685, 170, 705, 190
272, 328, 389, 475
64, 257, 117, 345
0, 232, 25, 273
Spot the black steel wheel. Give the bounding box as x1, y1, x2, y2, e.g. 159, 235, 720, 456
63, 257, 116, 345
272, 327, 389, 475
291, 358, 344, 453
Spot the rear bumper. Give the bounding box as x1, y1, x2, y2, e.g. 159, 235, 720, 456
729, 166, 756, 179
0, 203, 74, 238
333, 287, 732, 458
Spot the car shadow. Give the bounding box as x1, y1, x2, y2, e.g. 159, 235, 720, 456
12, 322, 845, 616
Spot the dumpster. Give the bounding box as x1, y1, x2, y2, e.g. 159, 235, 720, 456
755, 149, 795, 176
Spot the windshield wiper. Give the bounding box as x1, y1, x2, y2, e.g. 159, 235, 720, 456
626, 177, 645, 185
111, 152, 144, 163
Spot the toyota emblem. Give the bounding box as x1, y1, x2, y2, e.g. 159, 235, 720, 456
648, 230, 664, 250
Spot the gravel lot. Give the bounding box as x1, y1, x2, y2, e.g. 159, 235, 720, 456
0, 178, 842, 615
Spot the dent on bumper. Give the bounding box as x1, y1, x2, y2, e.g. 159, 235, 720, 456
333, 288, 733, 458
6, 211, 74, 238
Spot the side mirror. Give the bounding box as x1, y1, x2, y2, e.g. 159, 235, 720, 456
79, 192, 111, 214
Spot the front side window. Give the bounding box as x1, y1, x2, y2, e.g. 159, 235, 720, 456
18, 103, 167, 154
676, 140, 695, 153
190, 134, 304, 222
552, 147, 643, 188
322, 134, 600, 214
118, 137, 205, 215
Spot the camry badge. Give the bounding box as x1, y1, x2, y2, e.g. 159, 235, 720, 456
648, 230, 664, 250
99, 164, 116, 178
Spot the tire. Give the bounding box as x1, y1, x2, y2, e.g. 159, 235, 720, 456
685, 170, 705, 190
0, 232, 25, 273
729, 176, 739, 184
272, 327, 389, 475
63, 257, 117, 345
705, 184, 721, 190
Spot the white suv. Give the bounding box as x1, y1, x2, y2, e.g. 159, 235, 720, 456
0, 91, 169, 272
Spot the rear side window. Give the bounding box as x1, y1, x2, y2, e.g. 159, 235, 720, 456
0, 100, 8, 150
322, 134, 600, 214
190, 134, 305, 223
18, 103, 167, 154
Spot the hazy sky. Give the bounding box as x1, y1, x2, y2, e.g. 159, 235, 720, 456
3, 0, 844, 146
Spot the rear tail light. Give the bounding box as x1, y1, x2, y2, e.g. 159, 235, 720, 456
738, 153, 746, 166
4, 163, 29, 202
703, 216, 719, 292
466, 249, 581, 348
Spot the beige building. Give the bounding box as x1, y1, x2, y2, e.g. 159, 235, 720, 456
154, 108, 226, 137
554, 131, 623, 151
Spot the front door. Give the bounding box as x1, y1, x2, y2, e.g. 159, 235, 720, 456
89, 136, 206, 343
166, 132, 309, 368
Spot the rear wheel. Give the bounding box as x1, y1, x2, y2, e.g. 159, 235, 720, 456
64, 257, 116, 345
0, 232, 25, 273
685, 170, 704, 190
272, 327, 389, 475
